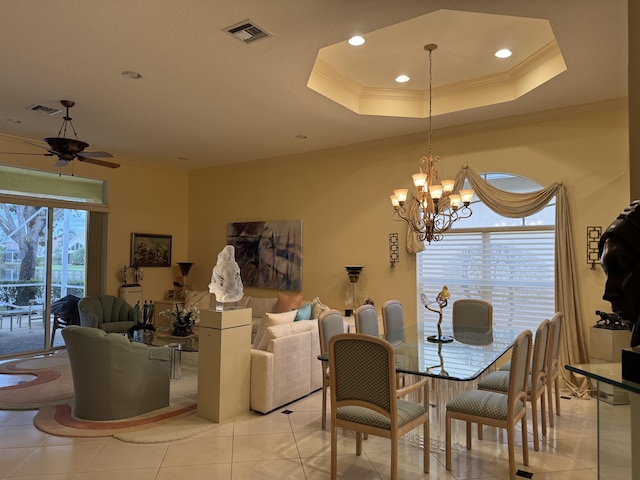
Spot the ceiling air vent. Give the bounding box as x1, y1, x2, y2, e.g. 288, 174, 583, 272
26, 104, 62, 115
225, 20, 272, 44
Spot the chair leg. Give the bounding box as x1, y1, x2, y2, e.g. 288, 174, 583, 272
477, 422, 483, 440
331, 422, 338, 480
540, 392, 547, 437
423, 417, 430, 473
391, 432, 398, 480
507, 424, 516, 480
521, 414, 529, 466
356, 432, 362, 455
554, 376, 561, 416
547, 378, 555, 428
322, 384, 328, 429
445, 412, 452, 470
466, 422, 472, 449
531, 397, 539, 452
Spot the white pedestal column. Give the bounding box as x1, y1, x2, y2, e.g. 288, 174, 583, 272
197, 308, 251, 423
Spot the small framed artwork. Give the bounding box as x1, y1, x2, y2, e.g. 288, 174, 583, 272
167, 290, 175, 299
131, 233, 172, 267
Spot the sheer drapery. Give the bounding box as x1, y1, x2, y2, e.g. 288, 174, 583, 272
408, 164, 589, 396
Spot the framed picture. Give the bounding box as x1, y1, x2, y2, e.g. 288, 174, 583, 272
227, 220, 302, 290
130, 233, 172, 267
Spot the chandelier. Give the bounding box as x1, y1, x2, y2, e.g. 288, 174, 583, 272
390, 44, 474, 244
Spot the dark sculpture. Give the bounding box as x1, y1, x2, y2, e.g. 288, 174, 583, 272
594, 310, 627, 330
599, 200, 640, 347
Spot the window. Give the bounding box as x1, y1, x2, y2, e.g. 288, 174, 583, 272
416, 173, 556, 332
0, 165, 109, 356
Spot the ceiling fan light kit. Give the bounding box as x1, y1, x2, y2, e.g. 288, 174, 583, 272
0, 100, 120, 169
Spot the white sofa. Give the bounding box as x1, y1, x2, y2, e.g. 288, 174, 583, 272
180, 290, 331, 413
182, 290, 322, 342
250, 319, 323, 414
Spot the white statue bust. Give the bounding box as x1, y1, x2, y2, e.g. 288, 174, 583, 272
208, 245, 244, 303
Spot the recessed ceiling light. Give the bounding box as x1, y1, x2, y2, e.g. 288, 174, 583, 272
295, 134, 308, 140
348, 36, 365, 46
494, 49, 512, 59
395, 74, 410, 83
122, 70, 143, 79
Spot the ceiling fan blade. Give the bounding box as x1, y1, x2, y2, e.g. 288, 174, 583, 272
0, 151, 53, 156
77, 156, 121, 169
24, 140, 50, 150
54, 159, 71, 167
80, 151, 113, 158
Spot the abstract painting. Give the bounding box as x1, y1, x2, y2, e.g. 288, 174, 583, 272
227, 220, 302, 290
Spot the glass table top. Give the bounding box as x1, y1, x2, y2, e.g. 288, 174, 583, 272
129, 328, 199, 352
565, 362, 640, 395
320, 323, 522, 381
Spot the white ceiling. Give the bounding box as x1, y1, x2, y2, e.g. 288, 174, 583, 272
0, 0, 628, 172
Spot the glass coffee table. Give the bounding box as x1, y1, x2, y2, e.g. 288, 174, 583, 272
130, 328, 199, 380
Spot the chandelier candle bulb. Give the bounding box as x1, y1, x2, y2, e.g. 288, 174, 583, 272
412, 172, 427, 187
460, 189, 475, 205
393, 189, 408, 204
428, 185, 443, 199
449, 194, 461, 208
442, 179, 455, 192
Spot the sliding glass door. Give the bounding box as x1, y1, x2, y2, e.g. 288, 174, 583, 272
0, 202, 86, 356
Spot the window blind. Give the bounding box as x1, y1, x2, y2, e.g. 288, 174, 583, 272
417, 229, 555, 332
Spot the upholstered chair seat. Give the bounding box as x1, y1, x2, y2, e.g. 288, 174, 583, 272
447, 389, 522, 422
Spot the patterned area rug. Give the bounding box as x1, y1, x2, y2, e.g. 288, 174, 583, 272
0, 353, 74, 409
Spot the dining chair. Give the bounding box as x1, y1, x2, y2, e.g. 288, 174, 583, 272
477, 318, 551, 451
381, 300, 404, 335
452, 298, 492, 332
328, 333, 429, 480
318, 309, 346, 429
354, 304, 379, 336
546, 312, 564, 427
446, 329, 532, 480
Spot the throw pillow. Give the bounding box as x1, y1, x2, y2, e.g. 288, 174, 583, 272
294, 302, 313, 321
252, 310, 297, 350
274, 293, 303, 313
311, 297, 330, 319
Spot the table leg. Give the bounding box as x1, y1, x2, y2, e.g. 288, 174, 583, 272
167, 343, 182, 381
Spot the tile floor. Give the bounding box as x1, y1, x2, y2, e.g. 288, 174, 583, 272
0, 352, 631, 479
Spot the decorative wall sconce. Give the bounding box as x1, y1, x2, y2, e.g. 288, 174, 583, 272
586, 226, 602, 270
389, 233, 399, 267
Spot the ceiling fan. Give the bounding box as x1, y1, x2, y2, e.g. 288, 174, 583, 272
0, 100, 120, 169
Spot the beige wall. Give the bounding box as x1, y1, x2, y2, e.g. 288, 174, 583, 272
0, 136, 189, 303
187, 101, 629, 340
0, 100, 630, 342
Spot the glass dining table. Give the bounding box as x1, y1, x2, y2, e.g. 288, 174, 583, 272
320, 322, 522, 451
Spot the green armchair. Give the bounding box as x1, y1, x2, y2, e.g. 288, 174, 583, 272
78, 294, 134, 333
61, 325, 171, 420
